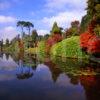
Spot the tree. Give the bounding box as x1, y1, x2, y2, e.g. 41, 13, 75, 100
80, 0, 100, 33
95, 3, 100, 20
31, 29, 38, 42
80, 15, 92, 33
87, 0, 100, 18
17, 21, 26, 38
51, 22, 62, 34
65, 20, 80, 38
44, 34, 50, 40
86, 0, 100, 35
71, 20, 80, 28
38, 35, 44, 41
31, 29, 38, 47
0, 39, 3, 52
6, 38, 10, 47
24, 21, 34, 36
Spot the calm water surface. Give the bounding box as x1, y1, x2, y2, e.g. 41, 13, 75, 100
0, 53, 100, 100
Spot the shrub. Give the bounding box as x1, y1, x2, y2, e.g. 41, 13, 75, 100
51, 36, 88, 59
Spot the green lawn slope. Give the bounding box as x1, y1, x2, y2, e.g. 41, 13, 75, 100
50, 36, 89, 59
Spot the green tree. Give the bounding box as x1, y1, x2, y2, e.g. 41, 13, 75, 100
80, 0, 100, 33
95, 4, 100, 20
31, 29, 38, 47
6, 38, 10, 47
44, 34, 50, 40
17, 21, 26, 38
80, 14, 92, 33
0, 39, 3, 52
24, 21, 34, 36
87, 0, 100, 18
65, 20, 80, 38
51, 22, 62, 34
38, 35, 44, 41
31, 29, 38, 42
71, 20, 80, 28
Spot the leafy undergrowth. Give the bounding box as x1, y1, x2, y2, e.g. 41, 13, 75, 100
50, 36, 89, 59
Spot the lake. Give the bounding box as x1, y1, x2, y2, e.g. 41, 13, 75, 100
0, 53, 100, 100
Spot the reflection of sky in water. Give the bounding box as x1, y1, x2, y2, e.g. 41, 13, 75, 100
0, 54, 18, 81
19, 64, 86, 100
34, 64, 52, 81
0, 54, 18, 71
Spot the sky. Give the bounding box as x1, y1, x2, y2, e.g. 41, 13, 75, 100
0, 0, 87, 41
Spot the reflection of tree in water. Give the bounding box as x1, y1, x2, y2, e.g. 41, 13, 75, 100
0, 52, 3, 59
5, 53, 10, 60
44, 57, 62, 82
68, 74, 79, 85
51, 57, 100, 100
80, 75, 100, 100
79, 63, 100, 100
16, 52, 34, 80
16, 60, 33, 79
29, 54, 37, 70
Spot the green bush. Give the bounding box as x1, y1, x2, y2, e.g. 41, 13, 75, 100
51, 36, 89, 59
38, 41, 46, 55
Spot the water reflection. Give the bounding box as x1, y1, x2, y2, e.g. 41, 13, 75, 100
51, 57, 100, 100
16, 52, 34, 80
16, 60, 33, 79
0, 53, 100, 100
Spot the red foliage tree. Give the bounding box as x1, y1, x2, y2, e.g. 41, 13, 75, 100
46, 34, 62, 53
87, 36, 100, 54
80, 19, 97, 53
46, 34, 62, 46
80, 32, 95, 51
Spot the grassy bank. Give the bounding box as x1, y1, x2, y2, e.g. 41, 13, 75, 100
50, 36, 89, 59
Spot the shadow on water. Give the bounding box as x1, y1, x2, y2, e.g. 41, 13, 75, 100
0, 52, 100, 100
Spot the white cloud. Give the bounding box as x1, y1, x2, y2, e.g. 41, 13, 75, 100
0, 26, 18, 41
45, 0, 87, 11
37, 29, 49, 35
41, 11, 86, 29
40, 0, 87, 30
0, 15, 16, 23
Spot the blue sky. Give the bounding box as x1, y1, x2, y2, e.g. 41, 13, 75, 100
0, 0, 87, 41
